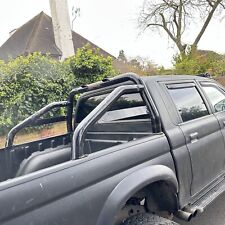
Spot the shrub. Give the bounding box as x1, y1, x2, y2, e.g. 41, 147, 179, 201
66, 44, 115, 84
0, 53, 74, 135
0, 47, 116, 136
173, 50, 225, 76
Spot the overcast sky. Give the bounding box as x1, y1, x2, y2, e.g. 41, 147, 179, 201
0, 0, 225, 67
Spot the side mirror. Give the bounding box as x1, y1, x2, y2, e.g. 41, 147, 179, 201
214, 99, 225, 112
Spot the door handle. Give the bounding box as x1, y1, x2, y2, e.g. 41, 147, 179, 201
189, 132, 198, 143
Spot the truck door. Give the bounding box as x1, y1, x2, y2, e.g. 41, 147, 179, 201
201, 81, 225, 151
166, 82, 225, 196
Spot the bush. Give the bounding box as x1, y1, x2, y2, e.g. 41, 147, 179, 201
0, 53, 75, 135
173, 50, 224, 76
0, 47, 115, 136
66, 44, 115, 84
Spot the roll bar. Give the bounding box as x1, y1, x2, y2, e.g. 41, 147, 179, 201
5, 101, 69, 148
5, 73, 161, 149
72, 84, 144, 159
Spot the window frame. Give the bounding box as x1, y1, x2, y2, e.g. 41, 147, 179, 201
165, 82, 211, 124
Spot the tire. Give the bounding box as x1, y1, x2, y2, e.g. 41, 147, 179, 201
121, 213, 179, 225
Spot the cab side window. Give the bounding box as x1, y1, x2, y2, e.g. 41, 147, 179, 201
202, 85, 225, 112
167, 86, 209, 122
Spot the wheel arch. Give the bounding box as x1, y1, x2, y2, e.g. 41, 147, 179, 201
96, 165, 178, 225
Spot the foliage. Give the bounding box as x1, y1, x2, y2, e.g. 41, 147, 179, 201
115, 50, 159, 76
66, 44, 115, 84
128, 56, 159, 75
173, 50, 225, 76
118, 50, 127, 63
210, 57, 225, 76
157, 66, 174, 75
0, 46, 115, 136
0, 53, 74, 135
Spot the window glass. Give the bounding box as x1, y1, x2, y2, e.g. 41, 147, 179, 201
168, 86, 208, 122
90, 92, 151, 129
202, 86, 225, 112
76, 93, 108, 122
77, 92, 148, 122
83, 92, 153, 154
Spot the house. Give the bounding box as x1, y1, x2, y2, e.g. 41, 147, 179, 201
0, 12, 114, 61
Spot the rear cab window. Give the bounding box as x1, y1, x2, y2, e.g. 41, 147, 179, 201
76, 89, 156, 154
76, 91, 151, 124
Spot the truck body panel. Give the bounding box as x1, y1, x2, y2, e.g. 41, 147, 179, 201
0, 134, 175, 225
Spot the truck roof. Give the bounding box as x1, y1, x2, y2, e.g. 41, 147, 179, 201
141, 75, 211, 83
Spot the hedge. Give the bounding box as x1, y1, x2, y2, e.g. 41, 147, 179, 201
0, 45, 115, 135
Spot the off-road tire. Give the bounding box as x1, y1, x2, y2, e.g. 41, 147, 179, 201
121, 213, 179, 225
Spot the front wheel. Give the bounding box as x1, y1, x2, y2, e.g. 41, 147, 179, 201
121, 213, 179, 225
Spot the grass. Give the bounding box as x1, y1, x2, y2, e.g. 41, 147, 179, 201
0, 122, 67, 149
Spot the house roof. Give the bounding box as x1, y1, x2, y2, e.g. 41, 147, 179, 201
0, 12, 114, 61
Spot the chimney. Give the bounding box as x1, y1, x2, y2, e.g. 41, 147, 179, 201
49, 0, 75, 60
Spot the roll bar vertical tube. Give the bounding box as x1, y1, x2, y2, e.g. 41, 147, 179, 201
67, 86, 88, 132
72, 85, 144, 159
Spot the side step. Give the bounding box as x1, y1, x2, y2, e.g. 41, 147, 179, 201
189, 177, 225, 213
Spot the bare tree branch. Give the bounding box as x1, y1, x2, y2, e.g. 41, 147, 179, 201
139, 0, 225, 56
206, 0, 214, 7
177, 0, 183, 42
193, 0, 223, 47
146, 23, 163, 28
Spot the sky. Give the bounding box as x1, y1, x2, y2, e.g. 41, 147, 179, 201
0, 0, 225, 68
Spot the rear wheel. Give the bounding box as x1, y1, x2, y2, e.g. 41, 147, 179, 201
121, 213, 178, 225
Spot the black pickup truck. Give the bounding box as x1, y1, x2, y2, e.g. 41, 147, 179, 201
1, 73, 225, 225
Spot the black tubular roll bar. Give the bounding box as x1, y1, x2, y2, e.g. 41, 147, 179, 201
72, 85, 144, 159
5, 73, 161, 150
67, 72, 161, 132
67, 73, 142, 132
5, 101, 69, 148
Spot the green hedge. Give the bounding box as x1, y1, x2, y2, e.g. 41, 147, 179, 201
173, 50, 225, 76
0, 45, 115, 135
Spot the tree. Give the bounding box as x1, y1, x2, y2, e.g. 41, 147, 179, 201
67, 44, 115, 84
139, 0, 225, 57
118, 50, 127, 63
0, 46, 116, 135
129, 56, 158, 75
